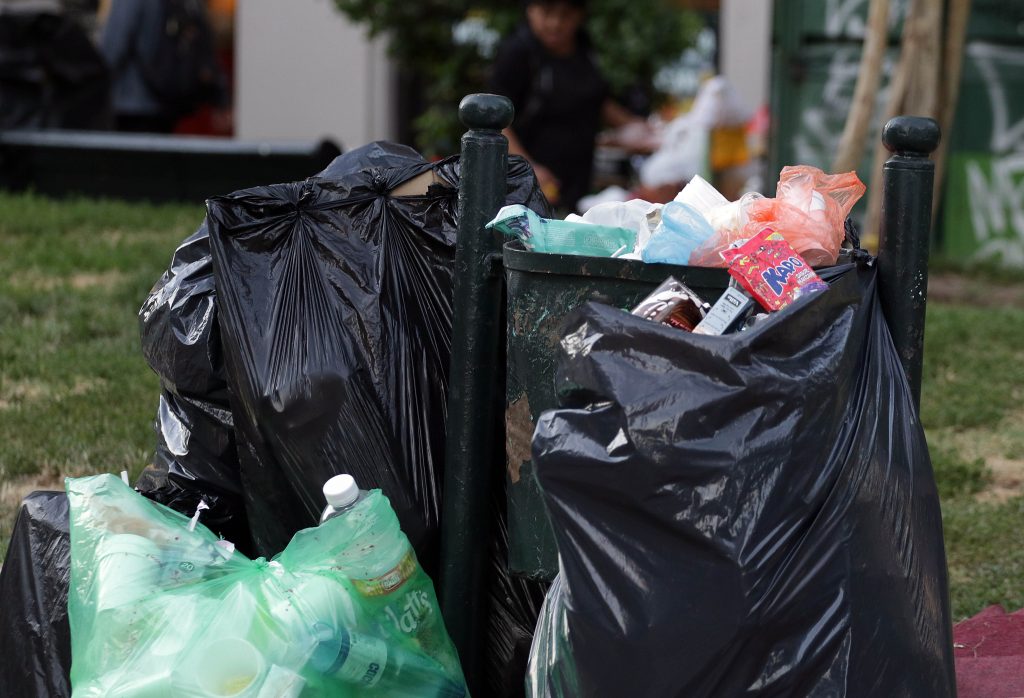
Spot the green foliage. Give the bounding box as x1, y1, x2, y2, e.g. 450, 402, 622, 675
334, 0, 699, 155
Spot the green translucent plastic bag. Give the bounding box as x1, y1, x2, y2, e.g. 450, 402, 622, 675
67, 474, 467, 697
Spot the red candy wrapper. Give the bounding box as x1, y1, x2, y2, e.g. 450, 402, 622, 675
721, 228, 828, 311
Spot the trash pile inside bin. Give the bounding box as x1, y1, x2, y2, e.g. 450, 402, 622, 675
490, 165, 865, 268
493, 167, 955, 696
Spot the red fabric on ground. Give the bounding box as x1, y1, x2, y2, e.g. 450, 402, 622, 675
954, 605, 1024, 698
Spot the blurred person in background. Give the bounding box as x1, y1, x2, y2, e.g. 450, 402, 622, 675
98, 0, 225, 133
488, 0, 648, 212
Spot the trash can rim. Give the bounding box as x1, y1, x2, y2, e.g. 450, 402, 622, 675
502, 240, 732, 285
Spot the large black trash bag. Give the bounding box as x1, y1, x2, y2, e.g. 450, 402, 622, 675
0, 491, 72, 698
205, 142, 548, 564
527, 261, 956, 697
137, 223, 252, 552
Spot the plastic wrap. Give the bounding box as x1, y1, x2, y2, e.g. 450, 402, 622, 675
744, 166, 866, 266
0, 491, 72, 698
137, 223, 251, 553
66, 474, 466, 697
527, 259, 956, 697
204, 142, 548, 569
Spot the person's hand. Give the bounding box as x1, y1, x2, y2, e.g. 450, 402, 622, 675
532, 162, 561, 204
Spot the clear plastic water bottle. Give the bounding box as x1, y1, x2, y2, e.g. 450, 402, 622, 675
320, 474, 363, 523
308, 623, 465, 697
316, 475, 467, 695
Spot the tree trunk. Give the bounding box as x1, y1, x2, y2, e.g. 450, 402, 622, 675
932, 0, 973, 223
865, 0, 943, 239
832, 0, 890, 174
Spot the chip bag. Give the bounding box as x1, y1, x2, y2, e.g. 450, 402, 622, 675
721, 228, 828, 311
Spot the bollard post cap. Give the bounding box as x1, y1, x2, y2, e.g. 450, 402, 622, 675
459, 94, 514, 132
882, 116, 941, 157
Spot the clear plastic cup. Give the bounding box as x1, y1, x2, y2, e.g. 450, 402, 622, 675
95, 533, 163, 612
192, 637, 266, 697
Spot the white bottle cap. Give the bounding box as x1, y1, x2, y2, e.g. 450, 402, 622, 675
323, 474, 359, 508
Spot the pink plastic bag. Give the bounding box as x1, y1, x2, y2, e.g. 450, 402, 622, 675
689, 166, 865, 268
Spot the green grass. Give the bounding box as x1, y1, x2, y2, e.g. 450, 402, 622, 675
0, 191, 1021, 623
922, 298, 1024, 619
0, 193, 202, 548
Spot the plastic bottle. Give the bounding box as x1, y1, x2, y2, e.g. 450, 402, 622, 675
320, 475, 416, 604
320, 474, 363, 523
316, 476, 467, 695
319, 477, 427, 632
308, 624, 465, 697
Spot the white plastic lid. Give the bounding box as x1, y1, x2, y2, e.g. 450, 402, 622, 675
323, 474, 359, 508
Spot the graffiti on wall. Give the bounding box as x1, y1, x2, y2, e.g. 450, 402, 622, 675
793, 0, 909, 175
959, 42, 1024, 266
823, 0, 908, 39
792, 47, 894, 174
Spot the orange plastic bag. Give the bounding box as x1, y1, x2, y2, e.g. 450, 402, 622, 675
689, 166, 865, 268
745, 166, 865, 266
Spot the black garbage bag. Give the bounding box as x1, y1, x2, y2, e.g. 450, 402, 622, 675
0, 491, 72, 698
205, 142, 548, 568
137, 223, 252, 553
527, 260, 956, 697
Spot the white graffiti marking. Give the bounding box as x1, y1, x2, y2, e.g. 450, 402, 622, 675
793, 47, 894, 168
967, 43, 1024, 155
963, 43, 1024, 265
824, 0, 909, 39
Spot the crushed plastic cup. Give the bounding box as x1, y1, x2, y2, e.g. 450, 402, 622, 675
193, 637, 266, 697
95, 533, 162, 611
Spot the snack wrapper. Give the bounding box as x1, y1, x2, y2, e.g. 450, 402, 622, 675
721, 228, 828, 311
631, 277, 709, 332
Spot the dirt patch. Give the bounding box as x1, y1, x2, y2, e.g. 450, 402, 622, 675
946, 409, 1024, 504
69, 270, 126, 291
975, 457, 1024, 505
6, 270, 61, 293
7, 269, 128, 293
929, 273, 1024, 309
0, 378, 53, 409
0, 469, 66, 511
70, 377, 107, 396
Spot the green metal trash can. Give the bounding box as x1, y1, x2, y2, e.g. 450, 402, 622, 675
503, 240, 731, 580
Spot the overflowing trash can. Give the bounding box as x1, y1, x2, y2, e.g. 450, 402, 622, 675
439, 94, 955, 697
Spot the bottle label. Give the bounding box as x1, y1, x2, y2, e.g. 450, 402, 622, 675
334, 632, 387, 687
383, 588, 434, 635
352, 551, 417, 597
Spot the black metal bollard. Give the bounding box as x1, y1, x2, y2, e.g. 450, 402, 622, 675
439, 93, 514, 693
877, 116, 941, 410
